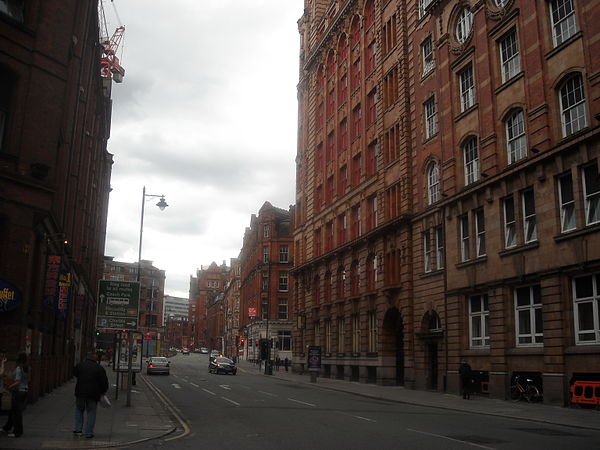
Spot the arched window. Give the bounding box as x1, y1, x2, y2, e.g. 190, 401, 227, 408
351, 17, 360, 46
427, 162, 440, 204
462, 137, 479, 185
364, 0, 375, 29
455, 6, 473, 44
505, 109, 527, 164
558, 74, 587, 137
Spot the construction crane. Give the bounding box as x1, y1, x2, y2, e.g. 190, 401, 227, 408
98, 0, 125, 83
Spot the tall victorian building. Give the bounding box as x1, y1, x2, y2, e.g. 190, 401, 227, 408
293, 0, 600, 405
0, 1, 114, 401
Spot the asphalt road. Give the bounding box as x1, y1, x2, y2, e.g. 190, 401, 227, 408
143, 353, 600, 450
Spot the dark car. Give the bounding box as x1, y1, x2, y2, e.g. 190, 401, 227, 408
146, 356, 170, 375
208, 357, 237, 375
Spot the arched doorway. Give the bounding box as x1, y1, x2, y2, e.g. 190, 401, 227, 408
382, 307, 404, 385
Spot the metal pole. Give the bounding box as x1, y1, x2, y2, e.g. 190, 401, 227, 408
137, 186, 146, 282
126, 331, 133, 407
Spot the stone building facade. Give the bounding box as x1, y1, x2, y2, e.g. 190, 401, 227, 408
0, 1, 114, 401
293, 0, 600, 405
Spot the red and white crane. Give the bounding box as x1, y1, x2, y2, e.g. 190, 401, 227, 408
98, 0, 125, 83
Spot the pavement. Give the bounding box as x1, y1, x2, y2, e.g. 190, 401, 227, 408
1, 358, 598, 449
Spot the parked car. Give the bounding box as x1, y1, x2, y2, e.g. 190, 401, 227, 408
146, 356, 170, 375
181, 348, 190, 355
200, 347, 209, 354
208, 357, 237, 375
209, 350, 220, 362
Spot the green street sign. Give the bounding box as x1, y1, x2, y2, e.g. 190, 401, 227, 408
97, 280, 140, 330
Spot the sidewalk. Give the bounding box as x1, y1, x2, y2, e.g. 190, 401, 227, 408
238, 360, 600, 431
0, 372, 176, 450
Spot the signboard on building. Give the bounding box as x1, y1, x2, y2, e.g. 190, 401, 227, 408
0, 280, 21, 313
248, 307, 257, 318
43, 254, 71, 318
307, 346, 321, 372
97, 280, 140, 330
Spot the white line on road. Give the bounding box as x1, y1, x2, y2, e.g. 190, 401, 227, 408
407, 428, 496, 450
352, 415, 376, 422
287, 398, 316, 407
219, 384, 231, 390
221, 396, 240, 406
202, 388, 216, 396
258, 390, 277, 397
171, 384, 181, 389
190, 382, 199, 388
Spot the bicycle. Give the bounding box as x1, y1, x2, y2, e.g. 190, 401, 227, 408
510, 375, 541, 402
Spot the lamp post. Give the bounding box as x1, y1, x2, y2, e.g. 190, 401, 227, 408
126, 186, 167, 407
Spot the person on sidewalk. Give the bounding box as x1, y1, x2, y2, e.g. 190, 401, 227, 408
284, 357, 289, 372
73, 352, 109, 439
459, 359, 472, 400
2, 353, 31, 438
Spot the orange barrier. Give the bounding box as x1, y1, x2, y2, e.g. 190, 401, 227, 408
569, 381, 600, 405
480, 381, 489, 394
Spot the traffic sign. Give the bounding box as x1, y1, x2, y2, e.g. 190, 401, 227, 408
97, 280, 140, 330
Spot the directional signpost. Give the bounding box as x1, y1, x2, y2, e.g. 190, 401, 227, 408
97, 280, 140, 330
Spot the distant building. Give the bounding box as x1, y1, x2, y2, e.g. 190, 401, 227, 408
163, 295, 189, 323
223, 258, 241, 358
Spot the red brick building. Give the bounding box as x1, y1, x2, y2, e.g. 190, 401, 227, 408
239, 202, 294, 363
293, 0, 599, 404
224, 258, 241, 358
0, 1, 114, 401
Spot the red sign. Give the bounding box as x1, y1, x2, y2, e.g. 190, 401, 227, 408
248, 307, 257, 318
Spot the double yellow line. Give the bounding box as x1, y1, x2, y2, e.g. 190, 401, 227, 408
141, 375, 191, 441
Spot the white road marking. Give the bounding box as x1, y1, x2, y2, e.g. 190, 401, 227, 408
219, 384, 231, 390
221, 396, 240, 406
407, 428, 496, 450
287, 398, 316, 407
190, 382, 199, 388
258, 390, 277, 397
172, 384, 181, 389
202, 388, 216, 395
352, 415, 376, 422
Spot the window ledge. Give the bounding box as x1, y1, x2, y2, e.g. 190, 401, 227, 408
499, 241, 539, 258
456, 256, 487, 269
494, 71, 524, 96
554, 222, 600, 243
565, 345, 600, 354
506, 346, 544, 356
454, 103, 479, 123
545, 31, 583, 61
421, 268, 444, 279
463, 348, 491, 356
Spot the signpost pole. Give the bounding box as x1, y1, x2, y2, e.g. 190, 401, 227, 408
126, 331, 133, 407
115, 332, 120, 400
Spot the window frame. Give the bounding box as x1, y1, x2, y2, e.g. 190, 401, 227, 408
460, 214, 470, 262
422, 36, 434, 75
506, 109, 527, 164
521, 189, 537, 243
504, 196, 517, 249
550, 0, 577, 47
424, 230, 432, 273
499, 29, 521, 83
469, 294, 490, 348
279, 245, 289, 263
278, 272, 289, 292
515, 285, 543, 347
427, 161, 440, 205
459, 64, 475, 112
455, 7, 473, 44
559, 74, 587, 137
582, 163, 600, 226
435, 225, 445, 270
475, 208, 486, 257
463, 137, 480, 185
424, 96, 438, 139
572, 273, 600, 345
558, 172, 576, 233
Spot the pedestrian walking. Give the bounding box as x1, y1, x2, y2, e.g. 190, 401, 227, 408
73, 352, 109, 439
284, 357, 289, 372
0, 350, 7, 410
2, 352, 30, 438
459, 359, 472, 399
275, 357, 281, 371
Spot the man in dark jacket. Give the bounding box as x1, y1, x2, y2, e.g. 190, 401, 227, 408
73, 352, 109, 438
459, 359, 472, 399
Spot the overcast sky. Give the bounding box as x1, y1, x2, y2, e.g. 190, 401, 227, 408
104, 0, 303, 298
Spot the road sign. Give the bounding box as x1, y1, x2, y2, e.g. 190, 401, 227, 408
97, 280, 140, 330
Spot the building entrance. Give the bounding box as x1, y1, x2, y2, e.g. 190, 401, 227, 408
382, 307, 404, 386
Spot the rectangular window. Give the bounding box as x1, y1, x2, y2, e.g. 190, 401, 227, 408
262, 272, 269, 291
424, 96, 438, 139
366, 195, 377, 230
365, 40, 376, 74
419, 0, 433, 19
522, 189, 537, 243
499, 29, 520, 82
263, 224, 270, 238
366, 141, 377, 176
278, 272, 289, 292
262, 297, 269, 319
382, 14, 397, 55
352, 104, 362, 140
316, 102, 324, 129
504, 196, 517, 249
469, 294, 490, 348
422, 36, 434, 75
560, 74, 587, 137
573, 274, 600, 344
352, 204, 361, 239
352, 314, 360, 353
337, 213, 347, 245
368, 311, 377, 353
367, 89, 377, 125
279, 245, 289, 263
278, 298, 288, 320
338, 165, 347, 196
326, 176, 334, 205
352, 152, 362, 186
314, 228, 322, 256
325, 221, 334, 252
506, 110, 527, 164
338, 74, 348, 104
459, 64, 475, 112
475, 209, 486, 257
424, 230, 432, 273
558, 173, 576, 232
435, 226, 444, 269
583, 163, 600, 226
550, 0, 577, 47
339, 118, 348, 154
278, 330, 292, 351
460, 215, 470, 262
515, 285, 543, 346
383, 67, 399, 109
325, 320, 332, 353
351, 58, 361, 91
0, 0, 24, 22
337, 317, 345, 353
263, 246, 269, 263
326, 131, 335, 164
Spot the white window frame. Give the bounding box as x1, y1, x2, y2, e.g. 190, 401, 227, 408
263, 246, 269, 263
455, 7, 473, 44
475, 209, 486, 257
435, 226, 444, 270
278, 272, 289, 292
499, 29, 521, 83
583, 163, 600, 226
424, 96, 438, 139
550, 0, 577, 47
279, 245, 289, 263
263, 224, 270, 237
515, 285, 543, 346
422, 36, 434, 75
424, 230, 432, 273
469, 294, 490, 348
459, 65, 475, 111
427, 162, 440, 204
460, 215, 470, 262
522, 189, 537, 243
504, 196, 517, 249
495, 0, 509, 7
558, 172, 576, 233
463, 137, 480, 185
506, 110, 527, 164
559, 74, 587, 137
573, 274, 600, 345
278, 297, 288, 319
419, 0, 433, 19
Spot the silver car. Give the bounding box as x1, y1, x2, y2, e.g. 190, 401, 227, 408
146, 356, 170, 375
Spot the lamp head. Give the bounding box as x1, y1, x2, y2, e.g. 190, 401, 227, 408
156, 196, 168, 211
